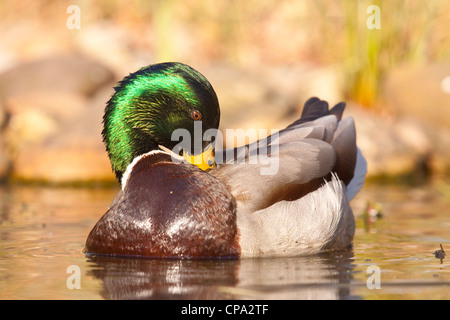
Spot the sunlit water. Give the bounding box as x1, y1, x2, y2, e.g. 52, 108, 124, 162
0, 182, 449, 300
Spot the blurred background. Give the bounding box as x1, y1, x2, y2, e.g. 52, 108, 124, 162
0, 0, 449, 186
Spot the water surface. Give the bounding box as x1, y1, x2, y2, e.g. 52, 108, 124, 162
0, 182, 449, 300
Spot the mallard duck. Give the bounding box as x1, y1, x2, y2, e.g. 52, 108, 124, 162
85, 62, 367, 259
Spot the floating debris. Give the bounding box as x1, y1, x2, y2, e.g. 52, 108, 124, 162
433, 244, 446, 264
363, 201, 383, 232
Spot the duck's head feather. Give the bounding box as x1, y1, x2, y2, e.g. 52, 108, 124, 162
102, 62, 220, 183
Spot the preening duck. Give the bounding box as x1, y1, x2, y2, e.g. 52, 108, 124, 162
85, 62, 367, 259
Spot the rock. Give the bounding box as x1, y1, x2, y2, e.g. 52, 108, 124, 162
0, 54, 117, 184
0, 141, 9, 182
0, 101, 10, 181
12, 138, 112, 185
345, 103, 450, 180
202, 63, 343, 143
4, 93, 86, 148
2, 57, 449, 185
379, 62, 450, 177
9, 86, 116, 185
345, 105, 421, 178
198, 63, 450, 180
0, 53, 115, 98
382, 62, 450, 128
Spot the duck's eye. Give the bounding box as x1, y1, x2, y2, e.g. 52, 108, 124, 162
191, 110, 202, 121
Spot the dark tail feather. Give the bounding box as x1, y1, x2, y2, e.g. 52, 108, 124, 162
300, 97, 329, 122
329, 102, 346, 121
286, 97, 345, 129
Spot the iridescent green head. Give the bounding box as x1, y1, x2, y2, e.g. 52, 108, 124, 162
102, 62, 220, 183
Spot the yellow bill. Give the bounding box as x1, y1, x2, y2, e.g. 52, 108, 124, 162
183, 144, 216, 171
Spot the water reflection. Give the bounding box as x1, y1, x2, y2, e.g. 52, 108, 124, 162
2, 183, 448, 299
87, 250, 356, 300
